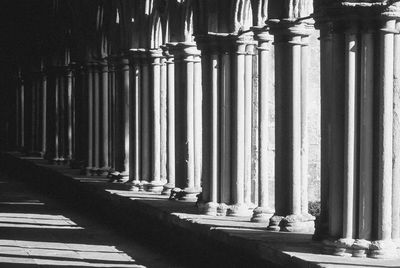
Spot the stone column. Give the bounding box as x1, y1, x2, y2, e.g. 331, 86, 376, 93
118, 57, 130, 178
148, 50, 163, 192
196, 36, 219, 215
170, 43, 202, 201
131, 56, 141, 187
267, 20, 315, 232
40, 70, 47, 157
100, 61, 110, 173
86, 63, 94, 174
393, 19, 400, 248
314, 2, 400, 259
227, 37, 251, 217
66, 67, 73, 162
140, 51, 151, 184
108, 61, 116, 173
251, 27, 274, 223
92, 63, 101, 173
29, 74, 37, 155
161, 45, 175, 195
70, 64, 87, 170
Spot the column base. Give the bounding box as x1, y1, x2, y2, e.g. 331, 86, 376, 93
324, 238, 398, 259
216, 203, 228, 216
125, 180, 140, 192
147, 181, 164, 193
179, 188, 200, 202
251, 207, 274, 223
370, 240, 398, 259
198, 202, 218, 216
267, 215, 283, 231
97, 166, 111, 176
161, 183, 175, 196
226, 203, 251, 217
280, 213, 315, 232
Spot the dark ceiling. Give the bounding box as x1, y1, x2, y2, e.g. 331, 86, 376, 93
0, 0, 54, 66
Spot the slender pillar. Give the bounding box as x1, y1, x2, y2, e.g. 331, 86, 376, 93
220, 51, 231, 205
227, 38, 250, 217
393, 20, 400, 248
92, 64, 100, 172
66, 67, 73, 162
193, 54, 202, 193
171, 43, 202, 200
162, 45, 175, 195
86, 64, 94, 174
244, 42, 256, 208
129, 55, 141, 188
141, 52, 151, 183
267, 20, 315, 232
120, 57, 130, 178
41, 70, 47, 156
108, 62, 116, 172
100, 62, 110, 173
195, 38, 220, 215
148, 50, 163, 192
160, 56, 168, 186
251, 27, 274, 222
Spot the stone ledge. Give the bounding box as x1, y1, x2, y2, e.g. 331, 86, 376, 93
1, 152, 399, 268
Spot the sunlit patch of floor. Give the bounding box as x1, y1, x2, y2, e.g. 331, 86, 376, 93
0, 240, 143, 267
0, 175, 183, 268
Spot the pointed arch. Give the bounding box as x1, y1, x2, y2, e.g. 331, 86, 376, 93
150, 11, 163, 48
183, 3, 195, 42
233, 0, 253, 33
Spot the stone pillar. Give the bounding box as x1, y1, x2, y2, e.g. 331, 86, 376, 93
267, 20, 315, 232
100, 61, 110, 173
70, 64, 87, 170
251, 27, 274, 223
108, 61, 116, 173
196, 36, 219, 215
170, 43, 202, 201
148, 50, 163, 192
66, 67, 73, 162
315, 2, 400, 259
114, 57, 130, 178
141, 51, 151, 184
40, 70, 47, 157
86, 63, 94, 173
92, 63, 100, 172
393, 19, 400, 248
161, 45, 176, 195
129, 55, 141, 188
227, 37, 252, 217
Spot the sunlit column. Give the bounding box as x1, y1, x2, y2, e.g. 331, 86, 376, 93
100, 61, 110, 173
251, 27, 274, 222
162, 45, 175, 195
267, 20, 315, 232
227, 38, 249, 217
148, 50, 163, 192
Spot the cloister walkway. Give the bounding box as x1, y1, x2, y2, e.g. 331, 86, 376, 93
1, 152, 399, 268
0, 170, 187, 267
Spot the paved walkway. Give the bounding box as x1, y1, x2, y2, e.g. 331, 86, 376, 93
0, 173, 184, 268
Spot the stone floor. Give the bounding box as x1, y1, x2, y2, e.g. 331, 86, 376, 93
1, 153, 400, 268
0, 172, 185, 268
